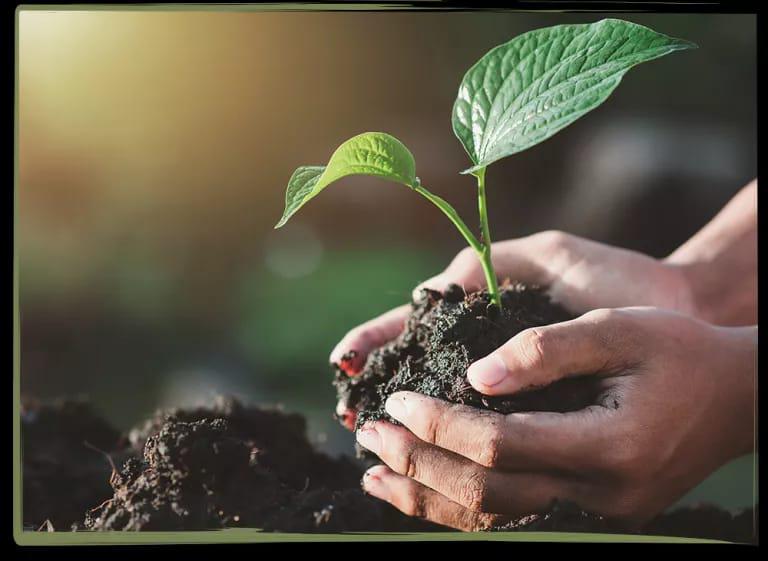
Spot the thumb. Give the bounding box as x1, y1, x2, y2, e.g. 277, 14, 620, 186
467, 309, 625, 396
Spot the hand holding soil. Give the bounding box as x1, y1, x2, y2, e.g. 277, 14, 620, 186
356, 307, 756, 530
330, 180, 756, 531
330, 230, 702, 428
330, 229, 699, 373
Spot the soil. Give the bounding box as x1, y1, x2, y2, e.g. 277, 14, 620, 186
21, 398, 130, 531
21, 395, 756, 541
495, 500, 756, 543
643, 504, 757, 543
332, 283, 757, 543
80, 396, 438, 532
334, 283, 602, 432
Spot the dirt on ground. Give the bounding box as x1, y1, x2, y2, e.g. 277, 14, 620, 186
21, 396, 440, 532
21, 398, 130, 531
78, 396, 439, 532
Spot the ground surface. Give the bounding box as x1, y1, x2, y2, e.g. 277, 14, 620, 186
81, 396, 438, 532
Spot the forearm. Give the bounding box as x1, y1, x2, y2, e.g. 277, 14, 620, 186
665, 180, 757, 326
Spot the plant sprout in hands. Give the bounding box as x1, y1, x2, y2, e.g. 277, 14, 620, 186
276, 19, 695, 311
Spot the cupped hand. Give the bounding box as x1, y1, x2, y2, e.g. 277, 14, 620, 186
355, 307, 756, 530
331, 231, 699, 428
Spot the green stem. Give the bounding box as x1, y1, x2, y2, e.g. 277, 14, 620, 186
475, 168, 501, 308
413, 177, 501, 308
413, 184, 483, 254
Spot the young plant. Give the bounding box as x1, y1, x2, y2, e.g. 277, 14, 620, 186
276, 19, 695, 308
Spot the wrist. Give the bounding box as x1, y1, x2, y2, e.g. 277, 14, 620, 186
713, 325, 758, 459
658, 259, 703, 320
665, 256, 757, 326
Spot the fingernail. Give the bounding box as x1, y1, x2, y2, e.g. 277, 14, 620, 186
356, 423, 382, 454
467, 353, 508, 388
362, 466, 391, 501
332, 350, 362, 376
384, 393, 409, 422
412, 276, 446, 302
336, 401, 357, 431
336, 400, 349, 418
329, 342, 345, 365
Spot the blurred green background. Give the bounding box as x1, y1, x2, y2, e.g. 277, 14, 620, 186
18, 10, 756, 509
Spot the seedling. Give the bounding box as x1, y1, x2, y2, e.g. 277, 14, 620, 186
276, 19, 695, 308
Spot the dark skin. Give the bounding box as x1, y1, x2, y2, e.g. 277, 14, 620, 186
331, 180, 757, 530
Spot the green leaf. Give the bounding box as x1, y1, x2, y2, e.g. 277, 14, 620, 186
452, 18, 696, 173
275, 132, 417, 228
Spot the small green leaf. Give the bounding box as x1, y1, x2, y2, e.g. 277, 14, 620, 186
275, 132, 417, 228
452, 18, 696, 173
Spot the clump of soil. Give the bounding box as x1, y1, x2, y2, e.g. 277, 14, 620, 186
334, 283, 602, 431
83, 396, 439, 532
126, 396, 361, 492
21, 398, 130, 530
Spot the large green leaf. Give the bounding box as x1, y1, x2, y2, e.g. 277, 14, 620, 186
452, 18, 696, 173
275, 132, 417, 228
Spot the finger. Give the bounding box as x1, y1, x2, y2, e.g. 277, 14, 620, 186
329, 304, 411, 375
411, 250, 485, 302
384, 391, 613, 471
384, 391, 507, 468
362, 465, 507, 531
357, 421, 571, 514
467, 309, 630, 396
411, 234, 566, 302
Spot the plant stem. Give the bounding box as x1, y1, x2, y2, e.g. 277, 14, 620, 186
413, 184, 483, 254
413, 178, 500, 307
475, 167, 502, 308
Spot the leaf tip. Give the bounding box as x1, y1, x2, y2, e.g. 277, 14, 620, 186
274, 214, 290, 229
680, 39, 699, 51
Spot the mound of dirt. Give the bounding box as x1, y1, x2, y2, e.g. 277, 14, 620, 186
83, 396, 440, 532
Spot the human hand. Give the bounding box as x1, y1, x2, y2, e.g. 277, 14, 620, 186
331, 231, 698, 428
355, 307, 756, 530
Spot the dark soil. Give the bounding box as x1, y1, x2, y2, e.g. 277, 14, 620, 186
494, 500, 755, 543
332, 283, 757, 543
82, 396, 439, 532
21, 398, 130, 531
21, 394, 756, 540
492, 500, 617, 533
334, 283, 601, 432
643, 503, 757, 543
